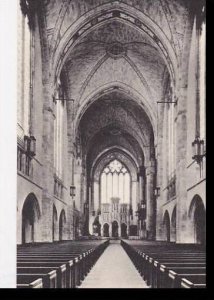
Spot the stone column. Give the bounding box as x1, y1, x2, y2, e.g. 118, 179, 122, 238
156, 97, 166, 241
93, 179, 99, 213
176, 17, 194, 243
41, 81, 55, 242
131, 180, 138, 226
138, 168, 145, 238
109, 223, 112, 237
145, 162, 156, 240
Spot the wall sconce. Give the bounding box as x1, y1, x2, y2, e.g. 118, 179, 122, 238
154, 187, 160, 197
24, 135, 30, 152
29, 136, 36, 156
70, 185, 76, 198
24, 135, 36, 156
192, 137, 205, 164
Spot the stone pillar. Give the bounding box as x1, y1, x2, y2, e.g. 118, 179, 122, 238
138, 173, 144, 203
93, 179, 99, 213
89, 214, 95, 235
138, 167, 146, 238
41, 81, 55, 242
109, 223, 112, 237
156, 98, 166, 241
145, 162, 156, 240
176, 17, 194, 243
131, 180, 138, 225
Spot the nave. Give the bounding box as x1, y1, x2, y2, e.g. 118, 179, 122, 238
17, 238, 205, 289
16, 0, 206, 289
79, 240, 148, 288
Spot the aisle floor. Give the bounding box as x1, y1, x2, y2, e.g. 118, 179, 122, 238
79, 240, 149, 288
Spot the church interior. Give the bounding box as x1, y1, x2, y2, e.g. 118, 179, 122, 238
16, 0, 206, 289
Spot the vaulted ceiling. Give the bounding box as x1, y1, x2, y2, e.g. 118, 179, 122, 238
40, 0, 191, 171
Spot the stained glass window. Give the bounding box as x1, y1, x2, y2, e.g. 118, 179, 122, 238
101, 159, 130, 203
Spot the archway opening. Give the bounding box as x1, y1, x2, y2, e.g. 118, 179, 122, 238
112, 220, 119, 238
129, 224, 138, 236
92, 216, 101, 236
163, 211, 170, 242
52, 205, 58, 241
171, 206, 176, 242
22, 193, 40, 244
121, 223, 127, 238
103, 223, 109, 237
59, 209, 66, 241
189, 196, 206, 245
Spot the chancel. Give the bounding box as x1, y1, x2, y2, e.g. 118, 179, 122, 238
17, 0, 206, 289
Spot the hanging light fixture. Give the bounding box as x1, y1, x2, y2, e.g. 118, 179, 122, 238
192, 137, 205, 164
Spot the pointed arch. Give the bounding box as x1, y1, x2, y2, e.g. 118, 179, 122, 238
189, 195, 206, 245
171, 205, 176, 242
52, 204, 58, 241
163, 210, 170, 242
22, 193, 41, 244
52, 2, 178, 88
59, 209, 66, 241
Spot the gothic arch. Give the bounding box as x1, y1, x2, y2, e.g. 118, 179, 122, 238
102, 223, 110, 237
22, 193, 41, 244
121, 223, 128, 238
171, 205, 176, 242
52, 204, 58, 241
59, 209, 66, 241
92, 148, 138, 183
189, 195, 206, 245
51, 1, 178, 88
163, 210, 170, 242
91, 146, 141, 176
74, 82, 157, 143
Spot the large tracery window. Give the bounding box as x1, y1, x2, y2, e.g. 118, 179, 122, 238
101, 160, 130, 204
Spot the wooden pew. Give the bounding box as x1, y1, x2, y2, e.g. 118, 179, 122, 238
17, 269, 57, 288
120, 239, 206, 289
152, 261, 205, 288
168, 271, 206, 288
17, 275, 43, 288
17, 255, 79, 286
17, 239, 110, 288
181, 277, 206, 288
17, 262, 67, 288
146, 257, 205, 286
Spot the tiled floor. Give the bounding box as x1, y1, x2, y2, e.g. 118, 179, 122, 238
79, 240, 149, 288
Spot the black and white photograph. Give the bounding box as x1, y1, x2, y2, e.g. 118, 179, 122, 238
0, 0, 206, 290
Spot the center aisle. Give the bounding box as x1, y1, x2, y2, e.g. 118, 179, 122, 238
79, 240, 149, 288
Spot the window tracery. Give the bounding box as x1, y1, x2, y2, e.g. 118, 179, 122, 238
101, 159, 130, 203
